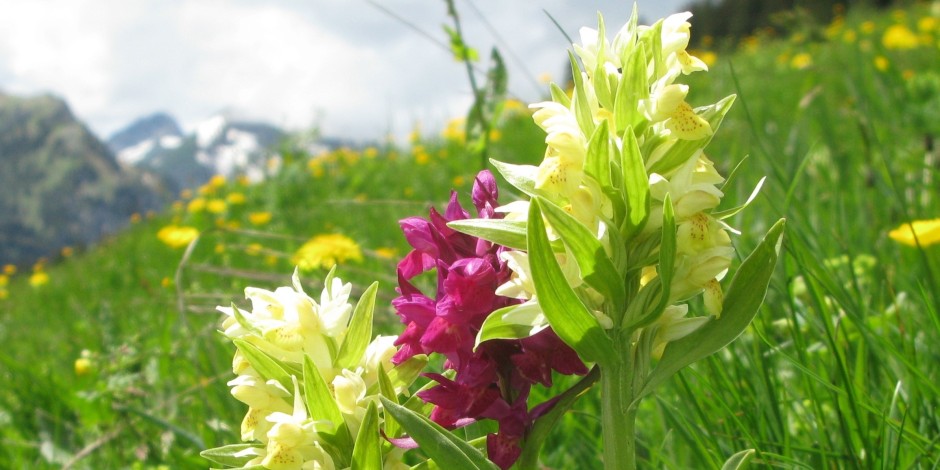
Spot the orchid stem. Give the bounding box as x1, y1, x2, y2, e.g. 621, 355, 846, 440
600, 339, 637, 470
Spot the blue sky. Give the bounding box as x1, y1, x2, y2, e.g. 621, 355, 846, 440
0, 0, 688, 141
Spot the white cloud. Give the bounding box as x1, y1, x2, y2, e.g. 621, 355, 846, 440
0, 0, 687, 141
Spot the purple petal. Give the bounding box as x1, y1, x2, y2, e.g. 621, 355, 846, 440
472, 170, 499, 214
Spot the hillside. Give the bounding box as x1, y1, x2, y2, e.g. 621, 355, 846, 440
0, 91, 166, 266
0, 3, 938, 468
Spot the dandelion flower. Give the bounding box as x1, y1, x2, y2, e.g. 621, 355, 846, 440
208, 174, 227, 189
882, 24, 919, 49
874, 55, 890, 71
226, 192, 247, 205
790, 53, 813, 70
249, 211, 273, 226
292, 234, 363, 271
75, 357, 93, 376
157, 225, 199, 249
0, 275, 7, 287
889, 219, 940, 247
187, 198, 207, 213
29, 271, 50, 288
207, 199, 227, 214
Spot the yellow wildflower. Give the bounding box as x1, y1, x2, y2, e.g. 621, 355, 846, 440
75, 357, 93, 376
882, 24, 919, 49
130, 213, 142, 223
860, 21, 876, 34
61, 246, 74, 258
918, 16, 937, 33
843, 30, 857, 43
157, 225, 200, 249
414, 145, 430, 165
408, 125, 422, 144
790, 52, 813, 70
452, 175, 466, 187
226, 192, 247, 205
874, 55, 889, 71
29, 271, 50, 288
695, 50, 717, 67
489, 128, 502, 142
246, 243, 263, 256
442, 117, 466, 142
187, 197, 207, 213
3, 264, 15, 275
249, 211, 273, 226
363, 147, 378, 159
373, 247, 397, 259
889, 219, 940, 247
161, 277, 173, 288
0, 274, 7, 287
180, 189, 194, 200
207, 199, 227, 214
208, 174, 227, 189
537, 72, 553, 84
504, 98, 526, 112
292, 234, 363, 272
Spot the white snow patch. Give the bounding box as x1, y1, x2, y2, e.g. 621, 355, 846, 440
195, 114, 226, 147
117, 138, 154, 165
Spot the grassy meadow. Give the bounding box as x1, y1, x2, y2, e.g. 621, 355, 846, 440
1, 4, 939, 468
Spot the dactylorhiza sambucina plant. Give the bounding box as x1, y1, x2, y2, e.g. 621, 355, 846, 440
449, 8, 785, 470
201, 269, 427, 469
391, 170, 587, 469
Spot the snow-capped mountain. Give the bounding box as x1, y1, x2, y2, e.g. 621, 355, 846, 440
107, 112, 285, 192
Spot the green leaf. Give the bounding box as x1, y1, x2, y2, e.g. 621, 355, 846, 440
636, 218, 786, 400
490, 160, 540, 197
713, 177, 766, 220
233, 339, 292, 390
351, 401, 382, 470
229, 303, 262, 336
410, 437, 489, 470
377, 364, 401, 438
721, 449, 756, 470
567, 51, 596, 136
538, 197, 626, 314
584, 119, 613, 190
303, 355, 354, 460
447, 219, 528, 251
380, 397, 499, 470
201, 444, 263, 467
385, 355, 429, 393
549, 82, 571, 108
475, 304, 545, 346
625, 195, 675, 329
336, 282, 378, 370
615, 45, 647, 132
528, 198, 616, 365
620, 128, 650, 238
517, 367, 600, 468
654, 194, 676, 309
